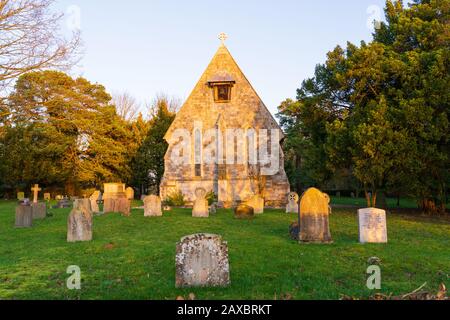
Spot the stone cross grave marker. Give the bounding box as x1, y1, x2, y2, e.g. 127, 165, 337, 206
176, 234, 230, 288
286, 192, 299, 214
31, 184, 41, 204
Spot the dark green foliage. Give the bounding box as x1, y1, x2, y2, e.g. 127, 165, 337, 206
278, 0, 449, 212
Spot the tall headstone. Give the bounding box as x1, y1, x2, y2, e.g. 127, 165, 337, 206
17, 192, 25, 201
299, 188, 332, 243
246, 195, 264, 214
144, 195, 162, 217
15, 204, 33, 228
286, 192, 299, 214
67, 199, 93, 242
176, 234, 230, 288
31, 184, 41, 203
358, 208, 388, 243
89, 190, 101, 213
192, 188, 209, 218
126, 187, 134, 200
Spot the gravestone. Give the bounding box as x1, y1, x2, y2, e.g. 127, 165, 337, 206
246, 195, 264, 214
176, 234, 230, 288
286, 192, 299, 214
55, 195, 64, 201
31, 184, 41, 203
32, 202, 47, 220
74, 198, 93, 216
299, 188, 332, 243
126, 187, 134, 200
289, 222, 299, 241
44, 193, 51, 201
89, 190, 101, 213
103, 183, 128, 214
54, 198, 71, 209
67, 199, 93, 242
192, 188, 209, 218
358, 208, 388, 243
234, 204, 254, 219
17, 192, 25, 201
104, 198, 130, 216
144, 195, 162, 217
15, 204, 33, 228
209, 203, 217, 215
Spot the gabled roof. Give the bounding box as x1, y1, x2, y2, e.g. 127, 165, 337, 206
164, 44, 283, 141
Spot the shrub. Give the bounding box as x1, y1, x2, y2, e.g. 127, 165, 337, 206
206, 191, 217, 206
164, 189, 185, 207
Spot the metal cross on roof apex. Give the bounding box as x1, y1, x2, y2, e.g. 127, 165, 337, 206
218, 32, 228, 45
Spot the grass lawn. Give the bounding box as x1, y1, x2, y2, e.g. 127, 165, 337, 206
0, 200, 448, 300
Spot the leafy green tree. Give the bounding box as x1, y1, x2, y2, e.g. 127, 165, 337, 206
131, 96, 176, 195
2, 71, 132, 193
278, 0, 449, 213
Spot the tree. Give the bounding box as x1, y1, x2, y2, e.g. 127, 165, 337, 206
131, 95, 177, 195
2, 71, 131, 193
0, 0, 80, 90
113, 91, 140, 121
278, 0, 449, 213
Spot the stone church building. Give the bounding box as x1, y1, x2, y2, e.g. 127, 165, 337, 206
160, 38, 290, 207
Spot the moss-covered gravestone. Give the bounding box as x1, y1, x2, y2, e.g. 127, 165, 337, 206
176, 234, 230, 288
299, 188, 332, 243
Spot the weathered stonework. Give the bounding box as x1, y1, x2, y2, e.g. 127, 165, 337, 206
175, 234, 230, 288
144, 195, 162, 217
160, 44, 290, 208
67, 199, 93, 242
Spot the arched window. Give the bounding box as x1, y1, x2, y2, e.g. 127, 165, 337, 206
194, 129, 202, 177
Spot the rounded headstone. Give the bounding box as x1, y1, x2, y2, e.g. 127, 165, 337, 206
234, 204, 254, 219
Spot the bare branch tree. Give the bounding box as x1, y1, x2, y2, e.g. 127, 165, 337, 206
0, 0, 81, 90
147, 92, 181, 119
113, 91, 140, 121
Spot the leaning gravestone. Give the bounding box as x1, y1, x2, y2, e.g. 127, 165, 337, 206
358, 208, 388, 243
234, 204, 254, 219
67, 200, 93, 242
192, 188, 209, 218
299, 188, 332, 243
17, 192, 25, 201
89, 190, 101, 213
74, 198, 93, 215
176, 234, 230, 288
246, 195, 264, 214
286, 192, 299, 213
144, 195, 162, 217
15, 204, 33, 228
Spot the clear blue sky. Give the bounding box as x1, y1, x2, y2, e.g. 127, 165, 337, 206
55, 0, 391, 116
